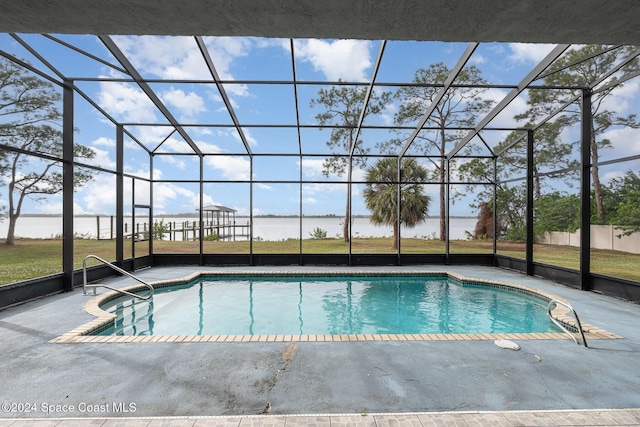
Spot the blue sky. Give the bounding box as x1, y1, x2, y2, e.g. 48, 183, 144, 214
1, 35, 639, 217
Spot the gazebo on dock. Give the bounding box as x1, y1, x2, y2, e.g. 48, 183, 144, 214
198, 205, 248, 241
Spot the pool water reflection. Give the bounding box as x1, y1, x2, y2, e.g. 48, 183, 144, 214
97, 275, 560, 336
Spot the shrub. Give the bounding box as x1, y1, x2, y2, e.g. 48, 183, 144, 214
309, 227, 328, 239
153, 219, 170, 240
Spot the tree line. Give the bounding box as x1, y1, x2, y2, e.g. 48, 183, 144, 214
472, 171, 640, 242
311, 45, 639, 246
1, 45, 638, 248
458, 46, 639, 240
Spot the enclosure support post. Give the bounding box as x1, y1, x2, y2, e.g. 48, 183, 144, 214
199, 155, 204, 265
299, 152, 303, 265
397, 157, 402, 265
348, 156, 353, 265
492, 156, 498, 258
116, 125, 124, 266
526, 129, 534, 276
148, 155, 154, 266
445, 158, 451, 265
580, 89, 593, 291
131, 178, 136, 261
62, 80, 74, 291
249, 157, 254, 265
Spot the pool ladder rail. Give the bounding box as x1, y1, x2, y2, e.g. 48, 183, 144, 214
82, 255, 154, 301
547, 299, 588, 348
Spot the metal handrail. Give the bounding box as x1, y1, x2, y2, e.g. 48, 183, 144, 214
547, 299, 588, 348
82, 255, 154, 300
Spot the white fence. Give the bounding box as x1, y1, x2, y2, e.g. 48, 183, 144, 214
538, 225, 640, 254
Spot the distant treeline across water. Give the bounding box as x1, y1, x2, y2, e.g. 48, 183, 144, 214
2, 215, 477, 241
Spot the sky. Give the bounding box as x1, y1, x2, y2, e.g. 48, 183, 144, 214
1, 35, 639, 218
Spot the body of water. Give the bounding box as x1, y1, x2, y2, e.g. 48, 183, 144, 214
0, 215, 477, 241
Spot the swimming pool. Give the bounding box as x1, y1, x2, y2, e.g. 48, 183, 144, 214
92, 273, 563, 337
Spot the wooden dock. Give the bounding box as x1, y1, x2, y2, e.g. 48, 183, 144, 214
96, 216, 250, 241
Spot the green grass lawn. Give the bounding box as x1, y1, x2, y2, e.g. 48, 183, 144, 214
1, 237, 639, 285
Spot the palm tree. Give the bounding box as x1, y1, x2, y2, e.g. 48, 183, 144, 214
364, 158, 431, 249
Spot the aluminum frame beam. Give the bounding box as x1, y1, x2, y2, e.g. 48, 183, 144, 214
195, 36, 253, 157
448, 44, 570, 160
580, 89, 593, 291
349, 41, 386, 157
99, 35, 203, 157
62, 80, 74, 291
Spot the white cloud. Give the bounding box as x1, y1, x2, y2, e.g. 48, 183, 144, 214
105, 36, 253, 126
211, 95, 234, 110
375, 87, 396, 125
599, 80, 640, 113
112, 36, 211, 79
205, 156, 250, 180
469, 54, 487, 65
294, 39, 372, 81
196, 140, 224, 153
80, 174, 117, 213
78, 167, 217, 215
508, 43, 557, 64
127, 168, 155, 180
302, 183, 346, 195
202, 194, 216, 207
161, 88, 206, 120
159, 155, 187, 170
611, 79, 639, 100
128, 126, 191, 152
477, 87, 529, 129
235, 127, 258, 147
257, 183, 272, 190
298, 160, 367, 183
91, 137, 115, 147
203, 37, 252, 97
83, 147, 116, 169
157, 136, 198, 154
98, 82, 158, 123
123, 138, 144, 152
193, 128, 213, 136
200, 129, 247, 152
601, 126, 640, 158
602, 170, 627, 184
203, 37, 251, 78
352, 167, 367, 182
32, 200, 63, 215
299, 159, 326, 177
153, 183, 197, 213
9, 197, 85, 216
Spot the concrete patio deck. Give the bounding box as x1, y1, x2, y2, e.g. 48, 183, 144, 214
1, 265, 639, 426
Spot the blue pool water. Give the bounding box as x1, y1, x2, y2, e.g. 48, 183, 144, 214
96, 275, 560, 336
